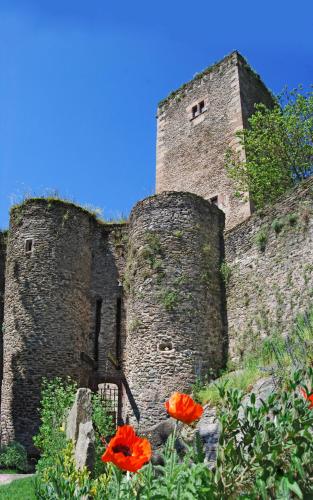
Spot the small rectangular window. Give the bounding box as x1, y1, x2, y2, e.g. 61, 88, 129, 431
25, 239, 33, 253
210, 196, 218, 207
192, 105, 198, 119
199, 100, 205, 113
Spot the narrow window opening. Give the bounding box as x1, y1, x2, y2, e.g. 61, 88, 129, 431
199, 100, 205, 113
25, 239, 33, 253
94, 299, 102, 365
158, 340, 173, 352
210, 195, 218, 207
192, 105, 198, 119
116, 297, 122, 363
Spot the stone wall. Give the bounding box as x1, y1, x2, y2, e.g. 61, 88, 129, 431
0, 200, 127, 452
0, 231, 7, 402
124, 192, 226, 428
225, 177, 313, 361
156, 51, 274, 230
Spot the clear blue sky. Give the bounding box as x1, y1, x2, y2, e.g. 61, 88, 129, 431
1, 0, 313, 228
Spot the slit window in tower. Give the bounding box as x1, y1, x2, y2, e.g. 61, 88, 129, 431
25, 239, 33, 254
192, 105, 198, 119
116, 297, 122, 363
199, 100, 205, 114
210, 195, 218, 207
94, 299, 102, 365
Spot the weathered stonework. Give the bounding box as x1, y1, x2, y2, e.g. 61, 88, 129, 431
156, 51, 274, 230
225, 177, 313, 361
124, 191, 226, 428
0, 200, 127, 452
0, 231, 7, 402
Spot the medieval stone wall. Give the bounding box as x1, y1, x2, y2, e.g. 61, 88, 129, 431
0, 231, 7, 402
0, 200, 126, 452
124, 192, 226, 428
225, 177, 313, 361
156, 51, 274, 230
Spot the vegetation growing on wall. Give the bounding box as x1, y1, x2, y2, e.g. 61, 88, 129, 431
226, 86, 313, 208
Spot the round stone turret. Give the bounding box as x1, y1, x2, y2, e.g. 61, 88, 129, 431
1, 199, 95, 452
123, 191, 227, 428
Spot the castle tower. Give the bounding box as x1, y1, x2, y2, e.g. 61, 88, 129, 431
156, 51, 274, 230
0, 199, 127, 453
123, 191, 226, 428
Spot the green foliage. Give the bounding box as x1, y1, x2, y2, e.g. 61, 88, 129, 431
225, 86, 313, 208
37, 367, 313, 498
271, 218, 284, 234
287, 212, 298, 226
255, 228, 268, 251
214, 368, 313, 498
198, 307, 313, 408
35, 376, 117, 492
160, 288, 179, 311
0, 476, 36, 499
220, 260, 232, 285
33, 377, 77, 473
198, 364, 261, 407
35, 441, 92, 499
173, 229, 183, 238
0, 442, 28, 472
91, 392, 115, 478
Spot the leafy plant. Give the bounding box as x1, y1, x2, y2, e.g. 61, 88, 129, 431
214, 368, 313, 498
160, 288, 179, 311
0, 442, 28, 472
271, 218, 284, 234
287, 212, 298, 226
255, 228, 268, 251
225, 86, 313, 209
33, 376, 77, 473
220, 261, 232, 285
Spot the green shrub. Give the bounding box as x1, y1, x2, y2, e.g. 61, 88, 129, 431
255, 228, 268, 251
34, 376, 77, 473
36, 368, 313, 498
160, 289, 179, 311
0, 442, 28, 472
220, 260, 232, 285
271, 218, 284, 234
287, 212, 298, 226
214, 368, 313, 498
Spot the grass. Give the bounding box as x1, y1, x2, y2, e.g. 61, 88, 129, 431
10, 191, 129, 226
0, 476, 36, 499
198, 364, 263, 406
0, 469, 19, 474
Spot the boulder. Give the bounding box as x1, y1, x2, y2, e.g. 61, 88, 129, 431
75, 421, 95, 471
66, 388, 93, 442
66, 388, 95, 471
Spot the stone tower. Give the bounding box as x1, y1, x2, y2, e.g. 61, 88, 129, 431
123, 192, 226, 428
156, 51, 274, 230
0, 199, 126, 453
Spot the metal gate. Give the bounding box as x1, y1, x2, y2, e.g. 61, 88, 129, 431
98, 383, 119, 428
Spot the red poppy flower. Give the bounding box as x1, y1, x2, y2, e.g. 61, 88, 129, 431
165, 392, 203, 424
300, 387, 313, 409
101, 425, 152, 473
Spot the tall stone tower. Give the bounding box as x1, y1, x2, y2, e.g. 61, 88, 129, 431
156, 51, 274, 230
